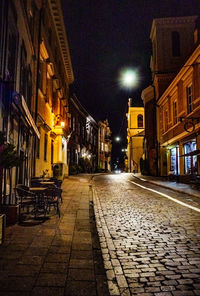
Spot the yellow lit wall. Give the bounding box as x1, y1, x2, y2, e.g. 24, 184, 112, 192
127, 106, 145, 173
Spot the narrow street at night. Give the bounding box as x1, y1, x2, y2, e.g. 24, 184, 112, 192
93, 174, 200, 296
1, 0, 200, 295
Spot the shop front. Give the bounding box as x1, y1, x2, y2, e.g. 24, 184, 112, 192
183, 140, 197, 174
170, 146, 179, 175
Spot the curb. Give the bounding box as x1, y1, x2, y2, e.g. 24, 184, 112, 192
92, 185, 131, 296
132, 174, 200, 198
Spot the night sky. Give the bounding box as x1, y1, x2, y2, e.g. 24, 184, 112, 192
62, 0, 200, 166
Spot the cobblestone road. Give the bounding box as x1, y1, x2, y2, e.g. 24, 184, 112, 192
93, 174, 200, 296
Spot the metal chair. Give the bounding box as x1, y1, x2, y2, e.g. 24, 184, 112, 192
44, 188, 60, 217
15, 187, 36, 221
44, 183, 62, 203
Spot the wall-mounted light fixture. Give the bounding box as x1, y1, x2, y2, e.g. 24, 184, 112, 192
55, 114, 65, 128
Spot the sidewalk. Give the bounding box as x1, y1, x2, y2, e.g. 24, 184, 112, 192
133, 173, 200, 198
0, 175, 109, 296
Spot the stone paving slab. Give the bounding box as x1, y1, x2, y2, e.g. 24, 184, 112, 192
0, 175, 109, 296
93, 174, 200, 296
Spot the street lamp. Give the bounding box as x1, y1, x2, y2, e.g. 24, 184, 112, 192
118, 68, 139, 90
115, 136, 121, 142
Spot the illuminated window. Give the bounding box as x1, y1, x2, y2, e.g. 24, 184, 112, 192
137, 115, 143, 128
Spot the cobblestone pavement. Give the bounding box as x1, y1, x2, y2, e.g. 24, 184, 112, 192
0, 175, 109, 296
93, 173, 200, 296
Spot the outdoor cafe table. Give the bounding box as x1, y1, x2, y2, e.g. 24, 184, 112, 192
29, 187, 47, 217
36, 178, 51, 181
40, 181, 55, 185
29, 187, 47, 192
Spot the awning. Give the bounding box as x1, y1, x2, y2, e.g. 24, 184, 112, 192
180, 149, 200, 157
13, 92, 40, 139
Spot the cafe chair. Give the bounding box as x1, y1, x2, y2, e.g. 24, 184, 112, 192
15, 187, 36, 221
45, 188, 60, 217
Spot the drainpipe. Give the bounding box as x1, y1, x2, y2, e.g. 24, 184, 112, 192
33, 3, 43, 176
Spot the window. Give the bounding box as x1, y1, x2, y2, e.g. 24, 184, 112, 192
44, 134, 48, 161
51, 140, 54, 164
7, 32, 18, 83
36, 137, 40, 158
173, 101, 178, 124
82, 126, 85, 139
20, 41, 27, 98
187, 85, 193, 114
46, 75, 52, 104
170, 147, 177, 174
164, 110, 168, 131
184, 141, 197, 174
172, 31, 180, 57
27, 65, 32, 110
78, 121, 80, 135
137, 115, 143, 128
38, 60, 43, 91
72, 117, 75, 131
29, 1, 36, 41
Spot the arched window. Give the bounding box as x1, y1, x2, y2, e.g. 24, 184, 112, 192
137, 115, 143, 128
172, 31, 180, 57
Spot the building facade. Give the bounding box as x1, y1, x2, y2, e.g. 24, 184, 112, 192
142, 15, 199, 177
98, 120, 112, 172
0, 0, 74, 203
35, 0, 74, 179
68, 94, 98, 174
0, 0, 42, 196
126, 100, 145, 173
158, 43, 200, 178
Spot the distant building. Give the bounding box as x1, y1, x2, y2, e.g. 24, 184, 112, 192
142, 15, 199, 177
98, 120, 112, 172
126, 99, 145, 173
68, 94, 98, 174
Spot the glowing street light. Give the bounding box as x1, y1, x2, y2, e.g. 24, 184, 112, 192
119, 68, 139, 90
115, 136, 121, 142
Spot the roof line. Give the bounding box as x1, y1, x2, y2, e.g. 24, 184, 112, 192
48, 0, 74, 84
